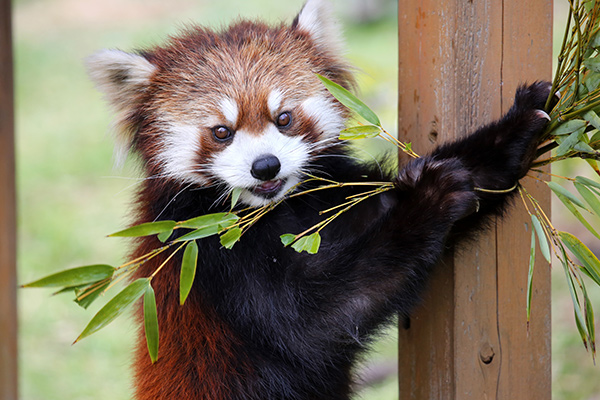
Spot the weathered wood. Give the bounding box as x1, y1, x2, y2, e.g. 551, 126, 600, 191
0, 0, 17, 398
397, 0, 552, 398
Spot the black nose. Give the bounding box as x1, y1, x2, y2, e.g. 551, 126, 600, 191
251, 154, 281, 181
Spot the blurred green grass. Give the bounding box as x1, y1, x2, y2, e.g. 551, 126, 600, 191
16, 1, 600, 399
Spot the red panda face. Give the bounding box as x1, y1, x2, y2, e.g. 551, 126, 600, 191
87, 0, 355, 206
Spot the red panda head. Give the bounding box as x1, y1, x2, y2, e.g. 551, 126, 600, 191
86, 0, 355, 207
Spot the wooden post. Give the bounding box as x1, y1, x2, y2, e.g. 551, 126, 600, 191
397, 1, 552, 398
0, 0, 17, 398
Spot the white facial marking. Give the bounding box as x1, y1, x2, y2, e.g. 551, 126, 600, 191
219, 97, 239, 126
156, 122, 205, 184
301, 95, 345, 137
211, 126, 310, 206
268, 89, 284, 115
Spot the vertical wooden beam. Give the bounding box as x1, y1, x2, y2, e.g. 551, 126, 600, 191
0, 0, 17, 399
397, 0, 552, 398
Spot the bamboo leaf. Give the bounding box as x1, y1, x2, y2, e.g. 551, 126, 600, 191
554, 192, 600, 240
585, 111, 600, 130
582, 284, 596, 357
339, 125, 382, 140
157, 229, 173, 243
555, 127, 586, 156
143, 285, 159, 363
179, 241, 198, 305
231, 188, 243, 210
220, 227, 242, 249
531, 215, 551, 263
75, 278, 150, 343
584, 57, 600, 73
177, 213, 239, 230
109, 221, 176, 238
280, 234, 296, 246
575, 182, 600, 216
585, 71, 600, 92
591, 129, 600, 145
291, 232, 321, 254
561, 249, 589, 350
559, 231, 600, 287
574, 142, 597, 154
21, 265, 114, 288
576, 175, 600, 191
551, 119, 588, 136
527, 227, 536, 322
547, 181, 588, 209
176, 225, 220, 242
316, 74, 381, 126
75, 280, 111, 310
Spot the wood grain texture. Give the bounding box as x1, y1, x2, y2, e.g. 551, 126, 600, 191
397, 0, 552, 398
0, 0, 17, 398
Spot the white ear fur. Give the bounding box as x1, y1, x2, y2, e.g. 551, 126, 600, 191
86, 49, 156, 166
296, 0, 345, 54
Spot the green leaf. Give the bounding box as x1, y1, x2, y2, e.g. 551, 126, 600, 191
316, 74, 381, 126
339, 125, 382, 140
143, 285, 159, 363
231, 188, 243, 210
179, 241, 198, 305
220, 227, 242, 249
176, 225, 221, 242
559, 231, 600, 287
574, 142, 597, 154
291, 232, 321, 254
21, 265, 115, 288
531, 215, 551, 263
157, 229, 173, 243
551, 119, 588, 136
109, 221, 176, 238
75, 280, 111, 310
560, 247, 589, 350
575, 182, 600, 216
547, 181, 587, 209
527, 227, 536, 322
590, 129, 600, 145
177, 213, 239, 230
582, 284, 596, 356
584, 57, 600, 73
555, 127, 586, 157
585, 111, 600, 130
585, 71, 600, 93
280, 234, 296, 246
75, 278, 150, 343
576, 176, 600, 191
554, 191, 600, 240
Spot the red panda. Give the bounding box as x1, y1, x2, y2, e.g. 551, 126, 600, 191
86, 0, 553, 399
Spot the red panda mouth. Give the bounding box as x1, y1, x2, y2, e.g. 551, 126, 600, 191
251, 179, 284, 198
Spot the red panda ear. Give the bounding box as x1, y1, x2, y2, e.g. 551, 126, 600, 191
86, 49, 156, 166
295, 0, 345, 55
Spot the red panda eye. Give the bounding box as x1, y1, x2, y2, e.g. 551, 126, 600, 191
212, 126, 233, 141
276, 112, 292, 128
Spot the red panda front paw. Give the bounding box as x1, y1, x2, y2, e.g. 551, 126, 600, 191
396, 157, 479, 221
501, 82, 559, 178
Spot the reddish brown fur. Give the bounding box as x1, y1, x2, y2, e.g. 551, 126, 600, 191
128, 21, 354, 182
